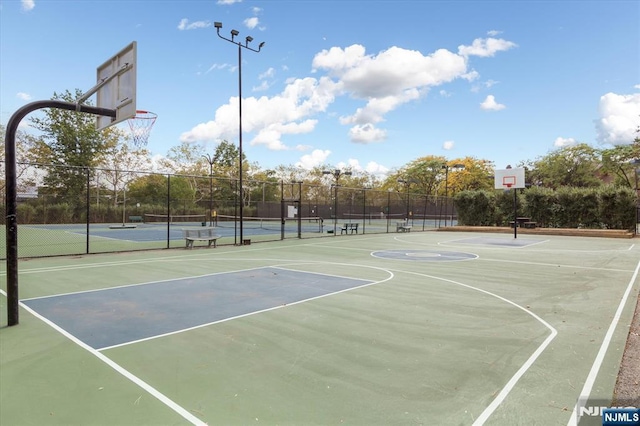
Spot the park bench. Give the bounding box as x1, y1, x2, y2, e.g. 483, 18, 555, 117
128, 215, 143, 223
510, 218, 537, 229
341, 223, 359, 234
182, 227, 221, 249
396, 222, 412, 232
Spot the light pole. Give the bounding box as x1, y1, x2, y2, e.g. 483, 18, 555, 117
442, 163, 464, 227
322, 169, 352, 234
214, 22, 265, 245
202, 154, 214, 226
397, 177, 417, 224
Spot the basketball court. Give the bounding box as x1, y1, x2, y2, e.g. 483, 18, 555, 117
3, 41, 639, 426
1, 230, 639, 425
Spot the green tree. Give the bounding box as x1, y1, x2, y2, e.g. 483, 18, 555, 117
522, 143, 602, 189
600, 132, 640, 188
28, 89, 113, 211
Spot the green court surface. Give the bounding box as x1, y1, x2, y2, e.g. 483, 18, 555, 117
1, 231, 639, 425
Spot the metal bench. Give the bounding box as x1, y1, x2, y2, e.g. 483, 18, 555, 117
182, 227, 221, 248
340, 223, 359, 234
396, 222, 412, 232
128, 215, 143, 223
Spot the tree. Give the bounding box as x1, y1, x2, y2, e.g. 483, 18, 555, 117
28, 89, 114, 211
94, 128, 151, 206
0, 124, 42, 193
444, 157, 495, 194
522, 143, 602, 189
399, 155, 448, 196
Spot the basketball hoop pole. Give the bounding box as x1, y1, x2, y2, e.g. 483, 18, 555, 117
4, 100, 116, 326
512, 185, 518, 239
506, 165, 518, 239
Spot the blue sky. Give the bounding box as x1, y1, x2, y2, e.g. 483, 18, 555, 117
1, 0, 639, 177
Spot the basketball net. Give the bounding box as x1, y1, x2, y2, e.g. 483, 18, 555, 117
127, 110, 157, 147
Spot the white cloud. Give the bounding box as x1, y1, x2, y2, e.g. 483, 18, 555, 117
253, 67, 275, 90
364, 161, 390, 176
471, 79, 500, 92
16, 92, 32, 101
458, 37, 517, 58
595, 92, 640, 145
21, 0, 34, 11
259, 68, 275, 80
296, 149, 331, 169
439, 90, 451, 97
217, 0, 242, 4
244, 17, 259, 29
177, 18, 211, 31
181, 76, 339, 148
487, 30, 502, 36
252, 80, 271, 91
634, 84, 640, 90
480, 95, 506, 111
348, 124, 387, 143
554, 137, 577, 147
182, 34, 516, 149
443, 140, 455, 150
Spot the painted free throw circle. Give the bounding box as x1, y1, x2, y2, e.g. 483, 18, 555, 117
371, 249, 478, 262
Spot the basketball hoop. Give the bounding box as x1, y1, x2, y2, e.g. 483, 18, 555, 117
127, 110, 157, 147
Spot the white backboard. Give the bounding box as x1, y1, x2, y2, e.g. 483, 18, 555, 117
494, 167, 525, 189
96, 41, 137, 130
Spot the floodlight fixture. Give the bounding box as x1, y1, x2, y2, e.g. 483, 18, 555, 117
259, 41, 266, 49
246, 36, 253, 43
214, 22, 223, 29
230, 29, 239, 41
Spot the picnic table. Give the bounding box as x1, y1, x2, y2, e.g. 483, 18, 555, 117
510, 217, 537, 228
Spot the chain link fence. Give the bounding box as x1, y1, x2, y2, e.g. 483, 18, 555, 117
1, 162, 456, 258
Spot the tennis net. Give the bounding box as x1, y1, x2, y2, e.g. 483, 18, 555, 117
215, 215, 323, 232
144, 213, 206, 224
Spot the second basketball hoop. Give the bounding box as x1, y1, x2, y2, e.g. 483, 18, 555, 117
127, 110, 157, 147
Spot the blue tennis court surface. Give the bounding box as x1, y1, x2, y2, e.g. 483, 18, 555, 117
22, 267, 373, 350
24, 220, 322, 242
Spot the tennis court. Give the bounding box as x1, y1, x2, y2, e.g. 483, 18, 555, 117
1, 230, 638, 425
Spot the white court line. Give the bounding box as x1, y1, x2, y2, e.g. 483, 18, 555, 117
566, 258, 640, 426
0, 289, 207, 426
6, 243, 557, 424
480, 257, 634, 273
100, 265, 394, 351
21, 265, 276, 301
395, 270, 558, 425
